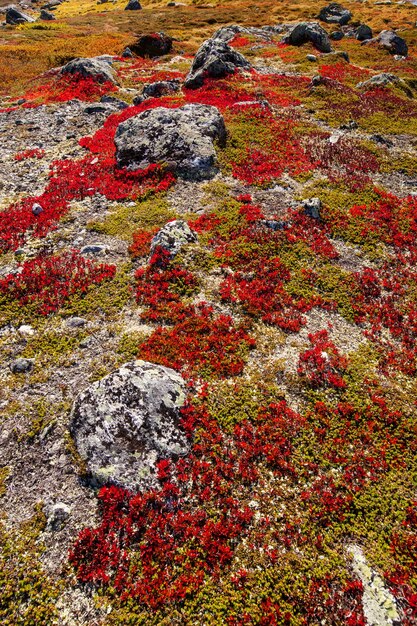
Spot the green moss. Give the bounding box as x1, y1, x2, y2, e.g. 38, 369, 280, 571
0, 506, 61, 626
87, 195, 176, 241
117, 330, 150, 362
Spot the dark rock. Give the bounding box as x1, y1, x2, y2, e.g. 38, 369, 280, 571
32, 202, 43, 216
129, 33, 173, 58
142, 79, 181, 98
11, 358, 34, 374
356, 24, 372, 41
370, 134, 393, 147
39, 8, 55, 19
80, 244, 107, 254
60, 57, 116, 84
307, 54, 318, 62
261, 220, 288, 231
150, 220, 198, 259
184, 38, 251, 89
329, 30, 344, 40
318, 3, 352, 25
132, 94, 145, 105
303, 197, 322, 219
115, 103, 226, 180
124, 0, 141, 9
84, 103, 120, 115
6, 6, 34, 24
100, 95, 129, 109
340, 119, 358, 130
121, 46, 133, 58
282, 22, 332, 53
69, 360, 189, 491
377, 30, 408, 56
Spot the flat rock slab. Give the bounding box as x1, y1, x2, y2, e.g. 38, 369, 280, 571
115, 103, 226, 180
69, 360, 189, 492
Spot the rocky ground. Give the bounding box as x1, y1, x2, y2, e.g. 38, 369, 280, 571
1, 2, 417, 625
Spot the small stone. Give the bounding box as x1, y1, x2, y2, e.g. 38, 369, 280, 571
81, 244, 107, 255
32, 202, 43, 216
11, 358, 34, 374
261, 220, 288, 231
18, 325, 35, 336
65, 317, 87, 328
356, 24, 373, 41
45, 502, 71, 531
150, 220, 198, 259
329, 30, 344, 40
124, 0, 141, 9
318, 3, 352, 25
307, 54, 318, 61
121, 47, 133, 58
39, 8, 55, 19
303, 197, 322, 219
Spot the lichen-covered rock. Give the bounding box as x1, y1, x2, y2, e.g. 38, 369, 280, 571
318, 3, 352, 25
115, 104, 226, 180
142, 79, 181, 99
377, 30, 408, 57
60, 57, 116, 84
69, 361, 189, 491
150, 220, 198, 258
282, 22, 332, 53
184, 39, 251, 89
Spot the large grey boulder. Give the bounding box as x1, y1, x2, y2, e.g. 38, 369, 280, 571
60, 57, 116, 84
151, 220, 197, 259
115, 104, 226, 180
69, 361, 189, 492
318, 3, 352, 25
282, 22, 332, 53
6, 6, 34, 24
377, 30, 408, 57
185, 39, 251, 89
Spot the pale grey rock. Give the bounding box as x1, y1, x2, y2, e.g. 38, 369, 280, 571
11, 358, 34, 374
356, 73, 411, 95
32, 202, 43, 216
60, 57, 116, 85
282, 22, 332, 53
185, 38, 251, 89
318, 3, 352, 25
115, 104, 226, 180
377, 30, 408, 56
150, 220, 197, 258
45, 502, 71, 531
69, 361, 189, 491
347, 545, 401, 626
65, 317, 87, 328
80, 244, 107, 254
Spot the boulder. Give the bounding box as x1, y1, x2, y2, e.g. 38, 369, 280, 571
6, 6, 34, 24
282, 22, 332, 53
377, 30, 408, 56
115, 103, 226, 180
60, 57, 116, 84
329, 30, 344, 41
129, 33, 173, 58
356, 24, 372, 41
69, 361, 189, 491
125, 0, 141, 8
150, 220, 198, 259
184, 38, 251, 89
142, 79, 181, 98
318, 3, 352, 25
39, 8, 55, 19
356, 72, 411, 96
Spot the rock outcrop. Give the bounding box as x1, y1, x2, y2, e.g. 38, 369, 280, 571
6, 6, 34, 24
282, 22, 332, 53
184, 39, 251, 89
60, 57, 116, 84
377, 30, 408, 56
150, 220, 198, 259
115, 104, 226, 179
142, 79, 181, 98
318, 3, 352, 25
69, 361, 189, 491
